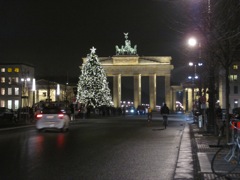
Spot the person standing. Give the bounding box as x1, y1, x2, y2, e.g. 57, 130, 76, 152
122, 106, 126, 117
161, 103, 170, 129
82, 105, 87, 119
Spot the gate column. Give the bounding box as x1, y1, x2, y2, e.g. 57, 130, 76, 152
113, 74, 121, 107
149, 74, 156, 110
134, 74, 141, 108
172, 88, 176, 111
165, 75, 172, 109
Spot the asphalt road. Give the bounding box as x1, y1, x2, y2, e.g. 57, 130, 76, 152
0, 113, 186, 180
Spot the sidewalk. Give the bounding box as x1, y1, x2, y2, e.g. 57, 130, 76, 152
174, 114, 240, 180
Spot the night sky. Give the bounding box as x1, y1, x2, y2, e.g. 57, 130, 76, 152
1, 0, 193, 85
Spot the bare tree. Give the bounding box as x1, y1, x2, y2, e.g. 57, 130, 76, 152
162, 0, 240, 137
210, 0, 240, 141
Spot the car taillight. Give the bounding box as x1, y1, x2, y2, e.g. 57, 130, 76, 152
58, 114, 64, 119
36, 114, 43, 119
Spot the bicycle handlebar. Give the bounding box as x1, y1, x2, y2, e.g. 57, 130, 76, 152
230, 119, 240, 130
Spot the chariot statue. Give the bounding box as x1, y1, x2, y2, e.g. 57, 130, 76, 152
115, 33, 137, 55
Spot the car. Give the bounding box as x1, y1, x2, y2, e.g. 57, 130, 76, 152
35, 106, 70, 132
0, 107, 17, 124
136, 105, 146, 115
125, 106, 136, 115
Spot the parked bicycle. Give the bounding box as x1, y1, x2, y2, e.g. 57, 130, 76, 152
211, 118, 240, 178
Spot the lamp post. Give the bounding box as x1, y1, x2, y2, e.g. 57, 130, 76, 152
57, 84, 60, 102
187, 37, 200, 111
184, 0, 214, 132
187, 36, 205, 127
21, 77, 31, 107
32, 78, 36, 107
188, 62, 203, 106
21, 77, 31, 123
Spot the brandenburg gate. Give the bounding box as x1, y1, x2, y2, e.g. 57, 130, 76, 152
82, 33, 174, 110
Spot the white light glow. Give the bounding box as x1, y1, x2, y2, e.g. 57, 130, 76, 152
188, 37, 197, 47
57, 84, 60, 95
32, 78, 36, 91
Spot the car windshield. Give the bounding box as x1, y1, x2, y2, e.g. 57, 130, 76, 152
42, 107, 62, 114
137, 106, 145, 110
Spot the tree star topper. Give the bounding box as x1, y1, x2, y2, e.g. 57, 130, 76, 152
90, 47, 96, 54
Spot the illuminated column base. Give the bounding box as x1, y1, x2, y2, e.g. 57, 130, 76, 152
113, 74, 121, 107
165, 75, 172, 109
134, 74, 141, 108
149, 74, 156, 110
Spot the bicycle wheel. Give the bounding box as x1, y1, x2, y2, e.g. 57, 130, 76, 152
211, 144, 240, 177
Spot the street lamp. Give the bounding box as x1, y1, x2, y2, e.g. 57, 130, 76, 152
21, 77, 31, 107
188, 37, 197, 47
187, 37, 205, 123
57, 84, 60, 101
32, 78, 36, 107
20, 77, 31, 123
188, 61, 202, 110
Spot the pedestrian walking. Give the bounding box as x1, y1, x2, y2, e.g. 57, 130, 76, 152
82, 105, 87, 119
70, 104, 75, 121
147, 106, 152, 123
122, 106, 126, 117
161, 103, 169, 129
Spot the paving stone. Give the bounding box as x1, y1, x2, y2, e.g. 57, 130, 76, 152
174, 172, 194, 179
174, 118, 240, 179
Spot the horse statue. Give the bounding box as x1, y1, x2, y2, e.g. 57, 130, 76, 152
115, 33, 138, 55
115, 45, 122, 55
132, 45, 137, 55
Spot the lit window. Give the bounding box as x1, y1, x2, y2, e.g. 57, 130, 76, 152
7, 100, 12, 109
1, 68, 5, 72
14, 68, 20, 72
1, 77, 5, 83
229, 75, 238, 81
1, 88, 5, 95
8, 88, 12, 95
14, 100, 19, 110
8, 77, 17, 84
0, 100, 5, 107
15, 77, 19, 83
15, 87, 19, 95
8, 77, 12, 84
233, 75, 237, 81
233, 65, 238, 70
7, 68, 12, 72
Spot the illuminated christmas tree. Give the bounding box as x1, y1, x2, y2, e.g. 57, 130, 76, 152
77, 47, 113, 107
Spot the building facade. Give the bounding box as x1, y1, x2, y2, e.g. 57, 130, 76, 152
0, 63, 35, 110
219, 62, 240, 113
35, 79, 76, 105
0, 63, 76, 111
